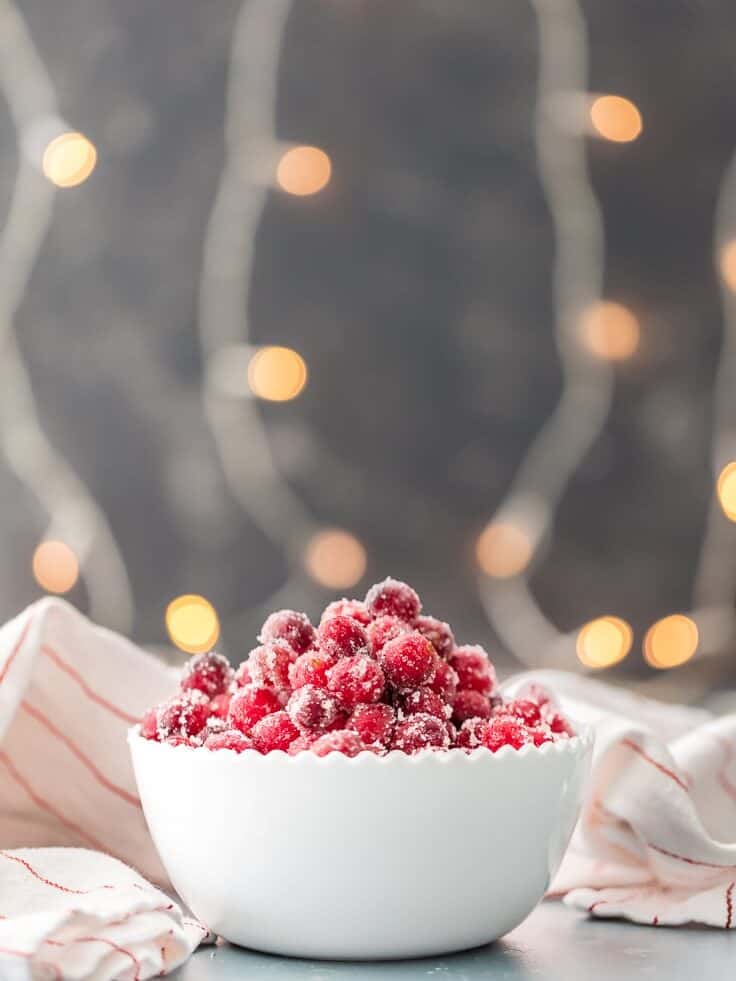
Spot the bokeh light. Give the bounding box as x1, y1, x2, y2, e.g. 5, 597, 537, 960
166, 594, 221, 654
579, 301, 640, 361
304, 528, 367, 589
32, 540, 79, 594
576, 616, 633, 669
42, 131, 97, 188
276, 145, 331, 196
590, 96, 643, 143
476, 521, 533, 579
643, 614, 698, 669
719, 241, 736, 291
247, 346, 308, 402
717, 462, 736, 521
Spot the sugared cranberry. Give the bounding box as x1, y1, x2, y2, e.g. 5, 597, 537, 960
289, 650, 335, 689
140, 708, 159, 741
427, 659, 459, 702
259, 609, 316, 655
251, 711, 299, 753
204, 715, 228, 737
456, 716, 489, 750
414, 616, 454, 659
517, 682, 555, 708
288, 734, 317, 755
392, 713, 449, 753
209, 692, 231, 720
320, 599, 371, 626
157, 691, 210, 740
233, 661, 252, 688
507, 699, 542, 726
205, 729, 254, 752
228, 685, 281, 734
366, 615, 410, 656
247, 641, 296, 692
365, 578, 421, 622
452, 689, 491, 723
348, 703, 395, 748
311, 730, 367, 757
449, 646, 496, 696
166, 735, 192, 747
546, 711, 575, 737
397, 686, 449, 720
181, 651, 233, 698
286, 684, 340, 732
379, 633, 436, 689
317, 616, 370, 660
482, 717, 530, 752
327, 655, 385, 711
531, 724, 554, 746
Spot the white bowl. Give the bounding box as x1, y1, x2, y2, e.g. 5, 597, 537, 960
129, 728, 592, 960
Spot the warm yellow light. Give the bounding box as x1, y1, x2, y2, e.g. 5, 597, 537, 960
305, 529, 367, 589
166, 594, 220, 654
42, 132, 97, 188
579, 301, 640, 361
276, 146, 331, 196
719, 241, 736, 292
643, 614, 698, 669
717, 462, 736, 521
32, 540, 79, 594
576, 616, 632, 669
247, 346, 307, 402
476, 521, 532, 579
590, 96, 642, 143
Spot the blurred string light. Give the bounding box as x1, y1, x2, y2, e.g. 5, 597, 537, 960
589, 95, 643, 143
0, 0, 133, 630
166, 594, 221, 654
476, 521, 533, 579
576, 616, 632, 669
716, 462, 736, 521
41, 131, 96, 188
247, 345, 308, 401
32, 540, 79, 594
579, 301, 640, 361
643, 615, 698, 669
304, 528, 367, 589
276, 145, 331, 196
719, 240, 736, 291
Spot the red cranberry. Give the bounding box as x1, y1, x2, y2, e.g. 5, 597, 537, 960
482, 717, 530, 752
288, 734, 317, 755
228, 685, 281, 734
507, 699, 542, 726
327, 655, 385, 711
317, 616, 370, 660
518, 682, 555, 708
233, 661, 252, 688
209, 692, 231, 720
259, 609, 316, 654
392, 713, 449, 753
166, 735, 192, 747
205, 729, 254, 752
311, 730, 367, 757
427, 659, 459, 702
325, 710, 349, 731
286, 684, 340, 732
247, 641, 296, 692
157, 691, 210, 740
414, 616, 454, 659
251, 711, 299, 753
449, 646, 496, 695
397, 686, 449, 721
204, 715, 228, 737
320, 599, 371, 626
289, 650, 335, 689
452, 689, 492, 723
456, 716, 490, 750
379, 633, 436, 689
181, 651, 232, 698
365, 578, 421, 622
140, 708, 159, 741
366, 615, 410, 656
531, 724, 554, 746
545, 711, 575, 737
348, 703, 395, 748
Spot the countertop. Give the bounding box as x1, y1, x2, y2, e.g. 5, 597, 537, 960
171, 899, 735, 980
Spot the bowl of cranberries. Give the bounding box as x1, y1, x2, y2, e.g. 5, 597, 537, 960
130, 577, 592, 960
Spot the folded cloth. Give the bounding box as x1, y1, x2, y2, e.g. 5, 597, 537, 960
505, 671, 736, 929
0, 598, 212, 979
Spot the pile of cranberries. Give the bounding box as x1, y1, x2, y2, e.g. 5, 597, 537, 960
140, 578, 575, 756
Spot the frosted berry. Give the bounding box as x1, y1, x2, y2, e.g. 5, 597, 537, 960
228, 685, 281, 734
531, 724, 554, 746
348, 703, 395, 748
204, 715, 228, 737
311, 730, 367, 757
288, 734, 317, 755
379, 632, 436, 689
259, 609, 316, 655
317, 615, 370, 660
157, 691, 210, 740
140, 708, 159, 741
289, 650, 335, 690
546, 711, 575, 737
449, 646, 496, 696
251, 711, 299, 753
392, 713, 449, 753
320, 599, 371, 626
427, 659, 459, 703
286, 684, 339, 732
414, 616, 454, 659
518, 681, 555, 709
452, 689, 491, 723
209, 692, 231, 720
456, 716, 489, 750
482, 717, 530, 752
247, 641, 296, 692
365, 577, 421, 622
327, 655, 385, 711
507, 699, 542, 726
181, 651, 232, 698
166, 735, 192, 747
397, 686, 449, 721
205, 729, 254, 752
233, 661, 252, 688
366, 615, 410, 656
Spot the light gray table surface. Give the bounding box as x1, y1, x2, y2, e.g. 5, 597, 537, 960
171, 900, 735, 980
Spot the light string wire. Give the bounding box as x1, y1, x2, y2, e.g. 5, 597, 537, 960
0, 0, 134, 631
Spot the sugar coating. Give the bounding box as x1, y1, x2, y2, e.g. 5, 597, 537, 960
259, 609, 316, 655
